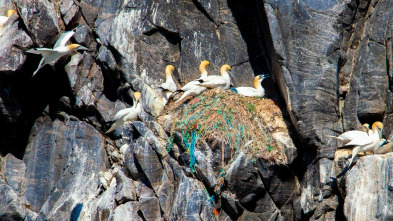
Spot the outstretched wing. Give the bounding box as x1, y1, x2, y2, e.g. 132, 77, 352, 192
53, 29, 76, 48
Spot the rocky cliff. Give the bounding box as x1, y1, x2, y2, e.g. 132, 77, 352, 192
0, 0, 392, 220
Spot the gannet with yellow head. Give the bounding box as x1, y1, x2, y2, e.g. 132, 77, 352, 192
106, 92, 143, 134
198, 64, 232, 89
231, 73, 271, 97
179, 60, 210, 91
344, 121, 384, 167
359, 121, 383, 152
176, 60, 210, 103
199, 60, 210, 79
158, 65, 177, 101
0, 9, 16, 27
369, 121, 383, 139
26, 29, 88, 76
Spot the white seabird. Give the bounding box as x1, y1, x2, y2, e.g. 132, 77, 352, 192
373, 139, 393, 154
158, 65, 177, 101
198, 64, 232, 90
231, 73, 271, 97
345, 121, 383, 167
0, 9, 16, 30
26, 29, 88, 76
106, 92, 143, 134
327, 123, 370, 145
176, 60, 210, 103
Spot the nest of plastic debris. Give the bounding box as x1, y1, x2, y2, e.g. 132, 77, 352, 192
161, 88, 289, 165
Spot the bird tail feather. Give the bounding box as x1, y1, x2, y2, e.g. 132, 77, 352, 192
106, 122, 120, 134
176, 91, 191, 103
326, 135, 346, 141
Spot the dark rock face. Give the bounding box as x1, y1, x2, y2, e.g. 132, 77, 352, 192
23, 114, 109, 218
14, 0, 60, 47
0, 0, 392, 220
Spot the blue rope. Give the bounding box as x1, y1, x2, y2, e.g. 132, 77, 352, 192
209, 195, 215, 207
189, 130, 197, 172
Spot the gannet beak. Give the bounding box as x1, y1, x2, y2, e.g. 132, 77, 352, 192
377, 139, 388, 149
377, 128, 383, 139
77, 46, 88, 51
228, 70, 234, 78
260, 73, 272, 79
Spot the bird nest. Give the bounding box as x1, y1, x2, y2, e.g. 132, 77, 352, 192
161, 89, 289, 165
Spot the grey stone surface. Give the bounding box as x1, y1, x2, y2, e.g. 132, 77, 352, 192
114, 170, 137, 204
23, 113, 109, 219
109, 201, 142, 221
0, 182, 37, 220
14, 0, 60, 47
3, 153, 26, 194
257, 158, 296, 208
344, 153, 393, 221
0, 14, 33, 74
1, 0, 393, 220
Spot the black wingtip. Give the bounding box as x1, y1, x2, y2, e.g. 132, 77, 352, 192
13, 44, 29, 52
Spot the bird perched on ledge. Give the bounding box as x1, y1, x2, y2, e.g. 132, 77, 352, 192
344, 121, 383, 167
26, 29, 88, 76
231, 73, 271, 97
157, 65, 177, 102
176, 60, 210, 103
106, 92, 142, 134
0, 9, 16, 30
374, 139, 393, 154
197, 64, 232, 90
327, 123, 370, 145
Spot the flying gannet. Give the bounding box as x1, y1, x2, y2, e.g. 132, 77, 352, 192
0, 9, 16, 30
158, 65, 177, 101
198, 64, 232, 90
326, 123, 370, 145
26, 29, 88, 76
231, 73, 271, 97
176, 60, 210, 103
106, 92, 142, 134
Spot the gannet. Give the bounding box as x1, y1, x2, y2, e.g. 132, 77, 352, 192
345, 121, 384, 167
373, 139, 393, 154
327, 123, 370, 145
180, 60, 210, 91
361, 121, 383, 152
198, 64, 232, 90
26, 29, 88, 76
158, 65, 177, 101
231, 73, 271, 97
176, 60, 210, 103
106, 92, 142, 134
0, 10, 16, 29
